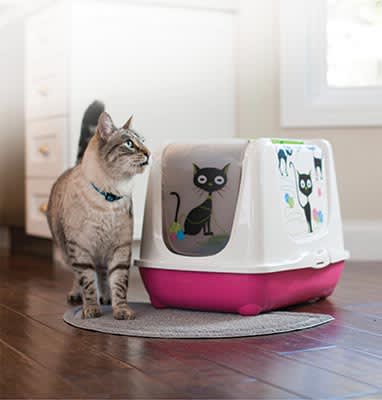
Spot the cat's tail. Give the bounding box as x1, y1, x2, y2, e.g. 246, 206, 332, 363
76, 100, 105, 164
170, 192, 181, 222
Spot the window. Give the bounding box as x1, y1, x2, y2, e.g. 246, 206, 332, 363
280, 0, 382, 126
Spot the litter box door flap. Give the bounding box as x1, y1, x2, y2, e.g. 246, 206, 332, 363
272, 140, 329, 239
161, 142, 248, 257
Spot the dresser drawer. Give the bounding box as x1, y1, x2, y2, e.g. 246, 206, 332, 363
26, 48, 67, 84
26, 74, 67, 119
25, 3, 67, 84
26, 178, 54, 239
26, 117, 68, 178
26, 2, 66, 61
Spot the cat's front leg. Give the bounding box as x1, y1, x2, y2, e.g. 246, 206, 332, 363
204, 218, 213, 236
67, 277, 82, 305
72, 263, 101, 319
108, 246, 135, 320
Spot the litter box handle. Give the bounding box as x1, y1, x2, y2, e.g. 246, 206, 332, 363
312, 249, 330, 268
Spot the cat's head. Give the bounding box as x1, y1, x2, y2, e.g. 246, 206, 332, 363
193, 164, 230, 193
298, 172, 313, 196
96, 112, 150, 179
285, 146, 293, 156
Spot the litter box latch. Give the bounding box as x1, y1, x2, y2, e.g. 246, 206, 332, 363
313, 248, 330, 268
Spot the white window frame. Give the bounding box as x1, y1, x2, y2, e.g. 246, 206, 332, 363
280, 0, 382, 127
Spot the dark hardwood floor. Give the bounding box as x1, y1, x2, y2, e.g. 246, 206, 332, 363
0, 254, 381, 399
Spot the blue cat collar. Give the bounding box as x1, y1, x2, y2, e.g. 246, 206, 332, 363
91, 183, 123, 202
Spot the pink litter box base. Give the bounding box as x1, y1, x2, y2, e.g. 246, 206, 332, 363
139, 261, 345, 316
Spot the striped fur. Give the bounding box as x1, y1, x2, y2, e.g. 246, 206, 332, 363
47, 108, 150, 319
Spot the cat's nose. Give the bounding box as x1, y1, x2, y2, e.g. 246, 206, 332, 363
141, 154, 150, 166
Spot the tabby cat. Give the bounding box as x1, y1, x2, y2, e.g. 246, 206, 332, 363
47, 102, 150, 319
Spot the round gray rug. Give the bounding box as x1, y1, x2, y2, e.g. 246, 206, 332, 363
63, 302, 333, 338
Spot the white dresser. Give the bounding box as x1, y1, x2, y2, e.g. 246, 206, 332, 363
25, 0, 237, 239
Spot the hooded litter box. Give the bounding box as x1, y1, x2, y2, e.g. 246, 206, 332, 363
135, 138, 349, 316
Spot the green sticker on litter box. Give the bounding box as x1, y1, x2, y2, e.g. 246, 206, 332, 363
271, 138, 304, 145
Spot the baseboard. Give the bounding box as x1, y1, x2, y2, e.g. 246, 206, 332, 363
4, 222, 381, 261
343, 220, 382, 262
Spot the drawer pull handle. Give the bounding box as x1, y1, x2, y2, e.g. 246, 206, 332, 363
38, 87, 48, 96
38, 145, 50, 156
39, 203, 48, 215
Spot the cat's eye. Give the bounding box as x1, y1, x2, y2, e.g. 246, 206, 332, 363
197, 175, 207, 184
307, 180, 312, 188
214, 176, 225, 185
124, 139, 134, 150
300, 181, 306, 189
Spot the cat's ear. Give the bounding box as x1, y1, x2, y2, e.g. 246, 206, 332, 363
97, 112, 116, 141
223, 163, 230, 175
193, 164, 200, 174
122, 115, 133, 130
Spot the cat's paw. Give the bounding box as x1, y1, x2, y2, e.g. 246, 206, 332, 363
100, 296, 111, 305
81, 305, 102, 319
67, 292, 82, 305
113, 305, 136, 320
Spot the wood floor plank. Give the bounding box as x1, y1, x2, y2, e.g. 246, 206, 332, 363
1, 256, 382, 399
0, 339, 84, 399
300, 321, 382, 358
288, 302, 382, 336
28, 318, 299, 399
343, 303, 382, 318
0, 286, 68, 316
349, 393, 382, 400
0, 305, 180, 399
158, 340, 378, 399
95, 339, 300, 399
279, 345, 382, 388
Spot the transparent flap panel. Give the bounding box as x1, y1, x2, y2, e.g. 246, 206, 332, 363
162, 142, 248, 257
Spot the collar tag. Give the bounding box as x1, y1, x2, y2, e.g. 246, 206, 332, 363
91, 183, 123, 202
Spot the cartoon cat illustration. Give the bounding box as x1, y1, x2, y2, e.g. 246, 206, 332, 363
277, 147, 293, 176
170, 163, 229, 236
289, 161, 313, 233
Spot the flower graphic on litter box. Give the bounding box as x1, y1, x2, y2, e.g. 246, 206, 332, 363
284, 193, 295, 208
317, 187, 322, 197
169, 221, 184, 241
313, 208, 324, 223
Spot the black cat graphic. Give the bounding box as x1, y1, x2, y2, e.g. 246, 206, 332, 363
277, 147, 293, 176
170, 163, 229, 236
314, 157, 323, 180
289, 162, 313, 233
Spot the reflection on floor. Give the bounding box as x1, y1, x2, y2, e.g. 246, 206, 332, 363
0, 252, 381, 399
